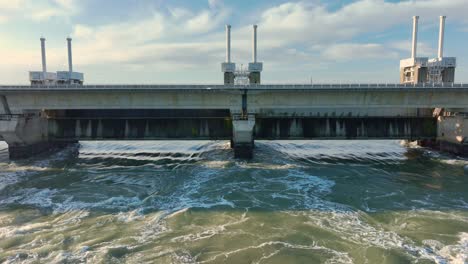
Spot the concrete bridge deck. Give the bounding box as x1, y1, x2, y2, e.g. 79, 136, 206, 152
1, 84, 468, 113
1, 84, 468, 159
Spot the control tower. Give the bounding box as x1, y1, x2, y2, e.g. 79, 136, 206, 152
221, 25, 236, 85
400, 16, 428, 84
57, 37, 84, 85
427, 16, 456, 83
29, 37, 84, 85
29, 37, 57, 85
400, 16, 456, 84
221, 25, 263, 85
248, 25, 263, 84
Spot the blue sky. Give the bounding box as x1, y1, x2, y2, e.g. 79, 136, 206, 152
0, 0, 467, 84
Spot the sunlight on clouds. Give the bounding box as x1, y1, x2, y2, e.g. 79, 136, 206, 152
389, 41, 436, 57
322, 43, 399, 61
0, 0, 79, 22
30, 0, 79, 21
0, 0, 25, 10
70, 2, 228, 67
1, 0, 468, 84
185, 11, 222, 33
53, 0, 76, 10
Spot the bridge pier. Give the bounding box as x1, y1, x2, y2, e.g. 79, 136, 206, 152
436, 112, 468, 156
232, 115, 255, 159
0, 112, 74, 159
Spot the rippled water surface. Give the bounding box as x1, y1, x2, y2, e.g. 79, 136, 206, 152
0, 140, 467, 263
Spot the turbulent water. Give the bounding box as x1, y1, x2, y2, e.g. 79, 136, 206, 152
0, 140, 467, 264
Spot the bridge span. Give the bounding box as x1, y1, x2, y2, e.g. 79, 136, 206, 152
1, 84, 468, 159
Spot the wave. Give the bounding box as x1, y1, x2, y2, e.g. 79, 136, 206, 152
0, 140, 467, 263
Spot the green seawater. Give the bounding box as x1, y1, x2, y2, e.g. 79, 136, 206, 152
0, 140, 467, 263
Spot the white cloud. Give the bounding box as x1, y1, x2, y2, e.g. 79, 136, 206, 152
0, 0, 24, 10
2, 0, 468, 84
0, 0, 23, 23
69, 1, 229, 68
257, 0, 468, 47
322, 43, 398, 61
389, 41, 436, 57
208, 0, 223, 9
0, 0, 79, 23
30, 0, 80, 21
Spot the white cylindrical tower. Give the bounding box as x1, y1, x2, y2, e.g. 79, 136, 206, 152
252, 25, 258, 63
40, 37, 47, 75
411, 16, 419, 58
226, 25, 231, 63
438, 16, 446, 59
67, 37, 73, 73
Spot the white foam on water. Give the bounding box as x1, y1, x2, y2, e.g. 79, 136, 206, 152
0, 186, 147, 217
0, 163, 52, 191
255, 169, 336, 210
237, 162, 300, 170
419, 232, 468, 264
196, 240, 353, 264
170, 210, 249, 244
0, 188, 59, 208
116, 209, 144, 223
202, 160, 231, 169
264, 140, 407, 164
166, 207, 190, 219
134, 215, 170, 248
4, 252, 40, 264
171, 250, 198, 264
0, 221, 50, 239
0, 140, 466, 263
299, 207, 468, 263
79, 140, 223, 155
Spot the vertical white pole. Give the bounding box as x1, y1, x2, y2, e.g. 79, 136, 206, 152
40, 37, 47, 76
67, 37, 73, 73
411, 16, 419, 58
438, 16, 446, 58
226, 25, 231, 63
253, 25, 257, 63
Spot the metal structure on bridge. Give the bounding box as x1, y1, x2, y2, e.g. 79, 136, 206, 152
221, 25, 263, 85
400, 16, 456, 85
29, 37, 84, 85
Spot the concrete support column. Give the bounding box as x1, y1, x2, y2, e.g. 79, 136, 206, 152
249, 72, 261, 85
436, 113, 468, 156
232, 115, 255, 159
0, 112, 74, 159
224, 72, 235, 85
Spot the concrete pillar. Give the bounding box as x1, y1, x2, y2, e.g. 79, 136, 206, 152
401, 65, 428, 85
416, 66, 428, 83
224, 72, 235, 85
436, 113, 468, 156
0, 112, 74, 159
442, 67, 455, 83
232, 115, 255, 159
249, 72, 261, 85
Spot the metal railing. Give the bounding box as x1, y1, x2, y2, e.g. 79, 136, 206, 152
0, 83, 467, 90
0, 114, 34, 120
